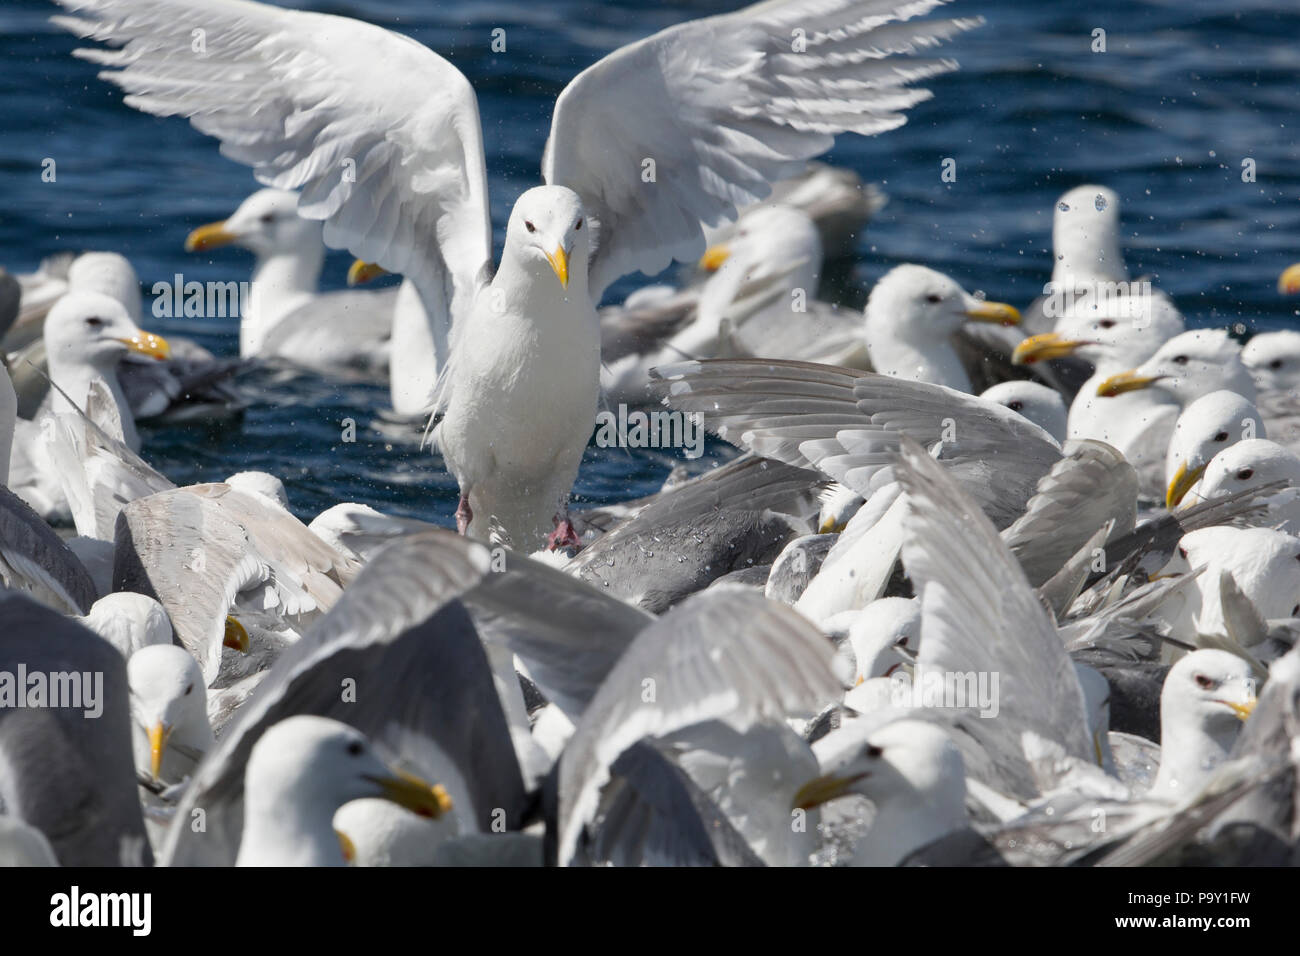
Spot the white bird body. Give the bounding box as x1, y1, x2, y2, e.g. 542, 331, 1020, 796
435, 187, 600, 550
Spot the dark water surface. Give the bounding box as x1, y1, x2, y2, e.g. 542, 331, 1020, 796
2, 0, 1298, 524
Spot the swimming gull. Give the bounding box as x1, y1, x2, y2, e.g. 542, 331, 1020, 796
184, 188, 397, 372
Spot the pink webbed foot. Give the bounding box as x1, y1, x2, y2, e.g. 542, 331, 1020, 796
546, 516, 582, 552
455, 494, 472, 536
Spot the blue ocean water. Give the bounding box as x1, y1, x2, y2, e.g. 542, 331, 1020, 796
2, 0, 1298, 525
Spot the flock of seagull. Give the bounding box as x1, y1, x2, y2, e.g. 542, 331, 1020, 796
1, 0, 1299, 867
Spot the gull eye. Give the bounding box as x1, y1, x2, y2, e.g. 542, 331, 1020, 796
1007, 400, 1023, 411
1171, 355, 1189, 365
346, 740, 364, 757
1098, 319, 1117, 329
1195, 674, 1215, 690
866, 745, 884, 759
259, 213, 274, 225
1270, 359, 1284, 370
1213, 431, 1230, 442
1236, 467, 1255, 480
184, 684, 193, 696
85, 316, 105, 329
574, 218, 583, 231
924, 293, 942, 304
1178, 545, 1188, 559
524, 220, 536, 233
894, 636, 908, 646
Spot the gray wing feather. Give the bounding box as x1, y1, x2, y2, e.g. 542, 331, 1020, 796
555, 586, 839, 865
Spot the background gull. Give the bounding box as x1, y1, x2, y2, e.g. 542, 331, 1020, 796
1013, 294, 1186, 498
1021, 184, 1128, 338
1096, 327, 1256, 406
183, 188, 398, 375
78, 592, 172, 658
1237, 330, 1300, 453
235, 716, 454, 867
8, 292, 171, 521
1186, 438, 1300, 533
5, 251, 242, 425
1091, 649, 1299, 866
600, 204, 866, 403
1172, 527, 1300, 651
1164, 390, 1266, 508
862, 264, 1020, 392
979, 381, 1069, 443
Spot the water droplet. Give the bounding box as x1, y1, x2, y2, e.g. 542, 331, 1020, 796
1094, 194, 1108, 211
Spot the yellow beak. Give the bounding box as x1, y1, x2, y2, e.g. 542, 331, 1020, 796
1166, 460, 1208, 509
1012, 332, 1088, 365
963, 300, 1021, 326
367, 769, 454, 819
335, 829, 356, 864
1096, 369, 1162, 397
1278, 263, 1300, 295
184, 221, 238, 253
818, 516, 847, 534
117, 331, 171, 361
148, 721, 171, 781
347, 260, 388, 287
791, 771, 867, 810
1223, 697, 1257, 721
699, 244, 731, 272
544, 245, 569, 289
223, 616, 250, 653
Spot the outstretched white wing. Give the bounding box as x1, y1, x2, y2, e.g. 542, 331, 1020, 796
544, 0, 978, 297
53, 0, 492, 333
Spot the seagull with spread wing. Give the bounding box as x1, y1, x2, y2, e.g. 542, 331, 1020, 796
53, 0, 978, 551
